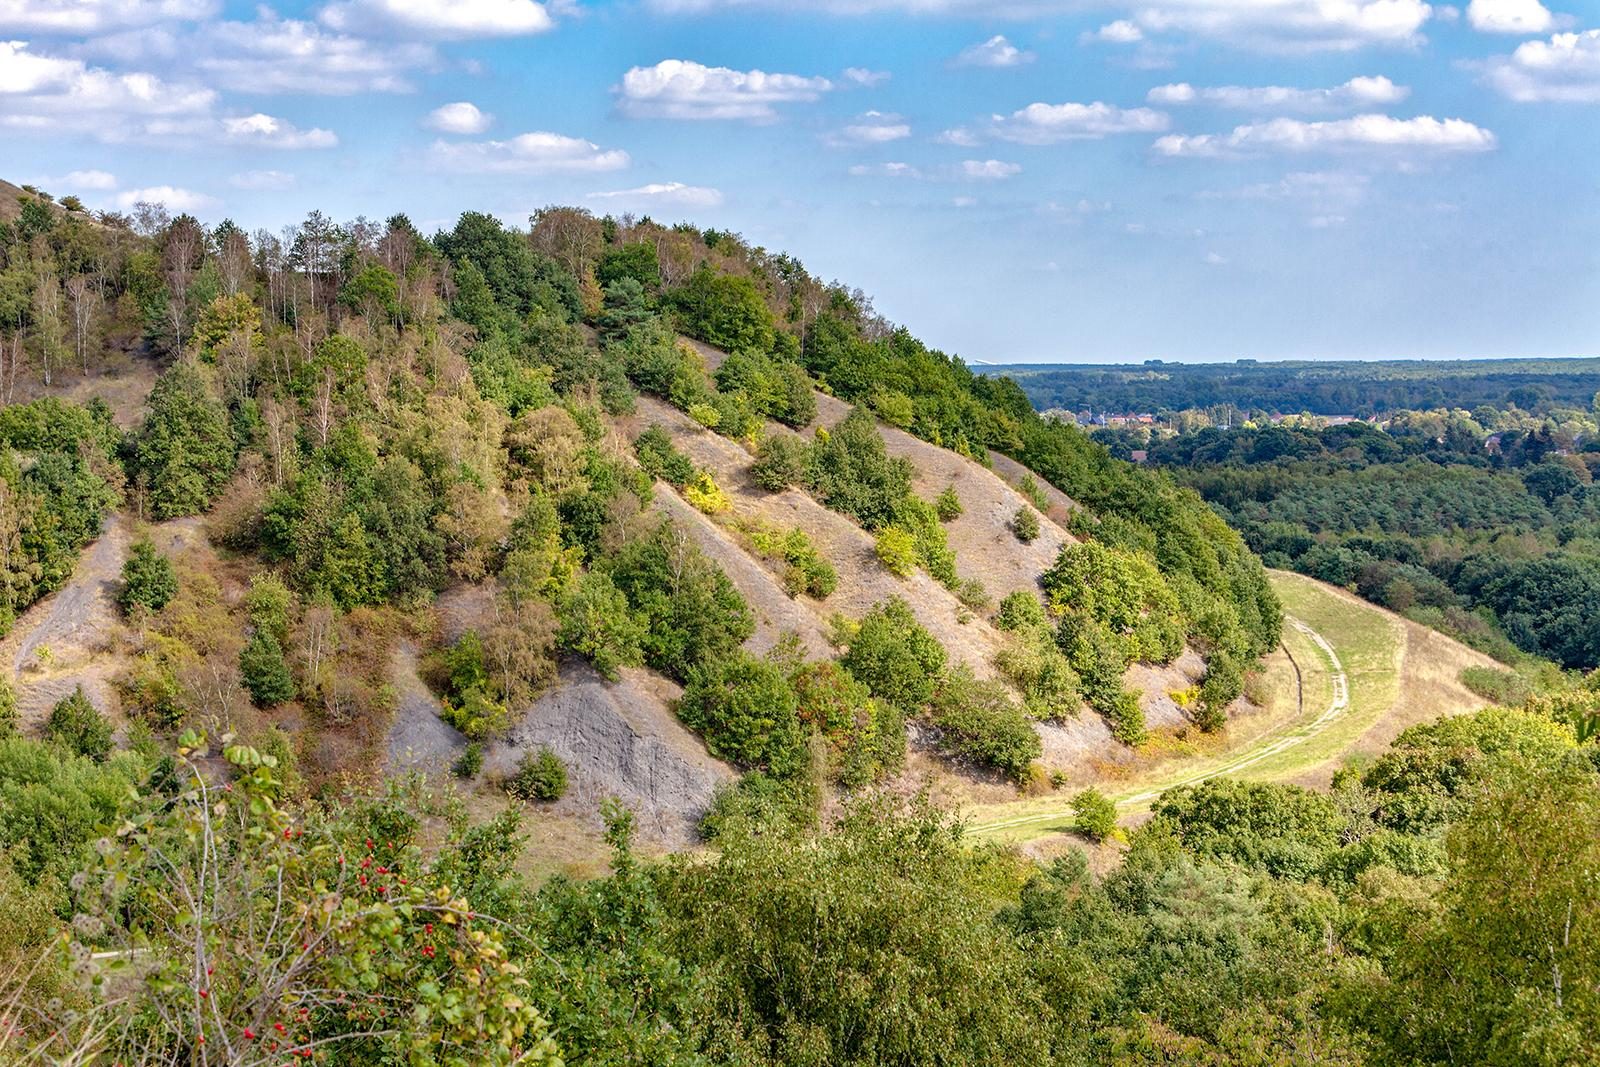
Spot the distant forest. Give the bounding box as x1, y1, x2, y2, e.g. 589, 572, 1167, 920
990, 358, 1600, 417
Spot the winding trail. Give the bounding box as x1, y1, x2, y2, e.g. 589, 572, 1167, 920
968, 614, 1349, 837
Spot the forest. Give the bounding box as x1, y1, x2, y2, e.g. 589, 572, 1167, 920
998, 357, 1600, 419
0, 184, 1596, 1065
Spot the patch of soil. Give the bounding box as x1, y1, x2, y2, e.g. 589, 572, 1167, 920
386, 640, 467, 774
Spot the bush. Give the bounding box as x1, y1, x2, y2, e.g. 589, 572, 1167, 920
995, 632, 1081, 720
1072, 788, 1117, 842
453, 741, 484, 779
875, 527, 918, 578
926, 667, 1042, 781
750, 433, 810, 491
775, 528, 837, 600
45, 687, 113, 762
935, 485, 963, 521
1459, 665, 1533, 706
506, 746, 568, 801
244, 572, 293, 643
683, 470, 730, 514
0, 676, 15, 736
240, 628, 296, 707
842, 598, 947, 712
608, 522, 754, 679
1011, 506, 1041, 544
791, 660, 905, 787
678, 652, 807, 777
558, 571, 646, 679
1108, 690, 1147, 746
634, 425, 695, 487
1195, 649, 1245, 731
117, 538, 178, 616
995, 591, 1048, 632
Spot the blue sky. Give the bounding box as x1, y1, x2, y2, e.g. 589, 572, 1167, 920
4, 0, 1597, 363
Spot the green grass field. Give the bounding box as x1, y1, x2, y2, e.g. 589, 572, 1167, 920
964, 571, 1404, 844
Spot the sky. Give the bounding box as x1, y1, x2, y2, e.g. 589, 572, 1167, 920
3, 0, 1598, 364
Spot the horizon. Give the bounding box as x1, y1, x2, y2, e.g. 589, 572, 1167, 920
5, 0, 1597, 363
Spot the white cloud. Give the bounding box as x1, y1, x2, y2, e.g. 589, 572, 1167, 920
114, 184, 217, 212
848, 161, 922, 178
959, 159, 1021, 180
0, 0, 214, 34
319, 0, 553, 39
222, 113, 337, 149
588, 181, 724, 207
951, 196, 977, 207
60, 168, 118, 189
1082, 20, 1142, 44
826, 110, 910, 145
230, 169, 296, 190
1308, 214, 1347, 227
617, 59, 832, 120
198, 13, 435, 94
1467, 0, 1553, 34
1482, 30, 1600, 101
1154, 114, 1497, 157
430, 131, 630, 173
954, 35, 1034, 67
0, 39, 214, 139
841, 67, 889, 87
425, 101, 493, 134
1205, 251, 1228, 265
1148, 76, 1409, 111
968, 101, 1170, 145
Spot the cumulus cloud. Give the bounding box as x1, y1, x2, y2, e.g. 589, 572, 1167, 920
950, 101, 1169, 145
425, 101, 493, 134
222, 113, 337, 149
847, 161, 922, 178
60, 168, 118, 189
430, 131, 630, 173
841, 67, 889, 87
825, 110, 910, 146
1082, 20, 1143, 44
617, 59, 833, 120
230, 169, 296, 190
0, 39, 215, 138
588, 181, 724, 207
846, 159, 1020, 181
1482, 29, 1600, 101
319, 0, 554, 39
958, 159, 1022, 179
1154, 114, 1497, 157
953, 35, 1033, 67
0, 0, 215, 34
1148, 76, 1409, 111
1467, 0, 1554, 34
196, 13, 434, 94
114, 184, 218, 212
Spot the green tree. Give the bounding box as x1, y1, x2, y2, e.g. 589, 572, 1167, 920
507, 746, 569, 801
116, 537, 177, 616
136, 363, 235, 519
842, 597, 947, 712
558, 571, 646, 679
44, 687, 112, 762
240, 628, 296, 707
678, 652, 807, 777
1072, 788, 1117, 842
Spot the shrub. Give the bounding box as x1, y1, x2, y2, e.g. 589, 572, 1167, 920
935, 485, 963, 522
842, 598, 947, 712
1016, 473, 1050, 512
608, 523, 755, 679
1195, 649, 1245, 731
957, 578, 990, 611
1108, 690, 1147, 746
558, 571, 646, 679
118, 537, 178, 616
45, 687, 113, 762
634, 425, 695, 487
750, 433, 810, 491
791, 660, 904, 787
926, 667, 1042, 781
0, 676, 15, 736
776, 528, 837, 600
452, 741, 484, 779
1011, 506, 1041, 544
1072, 788, 1117, 842
244, 572, 293, 643
1459, 665, 1533, 706
875, 527, 918, 578
506, 746, 568, 801
442, 686, 510, 740
240, 628, 296, 707
683, 470, 730, 514
678, 652, 807, 777
995, 633, 1081, 720
996, 591, 1048, 632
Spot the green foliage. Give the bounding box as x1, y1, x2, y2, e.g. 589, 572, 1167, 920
240, 627, 296, 707
995, 590, 1048, 632
607, 522, 755, 681
44, 686, 112, 762
1042, 541, 1180, 663
558, 570, 646, 679
1196, 648, 1245, 731
1107, 689, 1147, 746
597, 241, 661, 292
136, 362, 236, 519
0, 735, 141, 892
453, 740, 484, 779
935, 484, 964, 521
634, 424, 696, 487
678, 652, 807, 777
116, 537, 177, 616
243, 571, 294, 643
0, 676, 14, 737
1073, 788, 1118, 842
507, 746, 569, 801
671, 265, 776, 354
1011, 505, 1041, 543
791, 659, 904, 786
714, 349, 816, 428
926, 667, 1042, 781
994, 628, 1081, 720
1459, 664, 1535, 705
809, 407, 915, 529
750, 431, 810, 491
874, 526, 918, 578
842, 597, 947, 712
1150, 778, 1345, 880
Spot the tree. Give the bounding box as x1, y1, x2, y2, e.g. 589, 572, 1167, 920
1011, 506, 1040, 543
842, 598, 947, 712
558, 571, 645, 679
670, 265, 776, 354
117, 537, 178, 616
1072, 788, 1117, 842
935, 485, 963, 521
507, 746, 569, 801
240, 628, 296, 707
678, 652, 807, 777
136, 363, 235, 519
45, 687, 112, 762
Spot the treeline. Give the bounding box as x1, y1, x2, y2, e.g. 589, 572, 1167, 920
1146, 417, 1600, 670
4, 696, 1596, 1064
997, 357, 1600, 418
